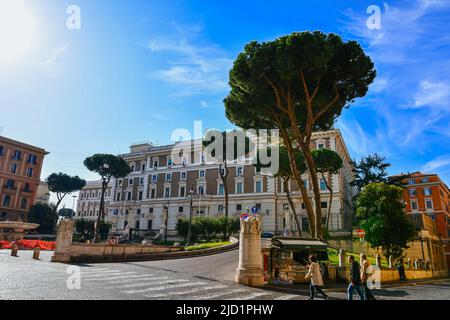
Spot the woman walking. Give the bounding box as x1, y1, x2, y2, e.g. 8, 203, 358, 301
305, 255, 329, 300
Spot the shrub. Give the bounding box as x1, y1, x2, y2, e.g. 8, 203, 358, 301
176, 216, 240, 242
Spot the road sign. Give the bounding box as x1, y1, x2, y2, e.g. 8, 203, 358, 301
356, 229, 365, 238
240, 213, 249, 221
251, 206, 258, 214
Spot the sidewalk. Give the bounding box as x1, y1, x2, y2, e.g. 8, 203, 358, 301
264, 277, 450, 295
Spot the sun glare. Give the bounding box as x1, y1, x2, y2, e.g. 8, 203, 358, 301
0, 0, 38, 64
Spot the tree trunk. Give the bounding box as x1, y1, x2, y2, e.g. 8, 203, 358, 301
279, 125, 316, 238
94, 180, 108, 243
220, 162, 229, 241
323, 173, 334, 232
283, 177, 301, 237
301, 143, 323, 239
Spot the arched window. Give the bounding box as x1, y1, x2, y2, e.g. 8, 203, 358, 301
2, 195, 11, 207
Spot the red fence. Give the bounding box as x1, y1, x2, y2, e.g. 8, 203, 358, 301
0, 240, 56, 251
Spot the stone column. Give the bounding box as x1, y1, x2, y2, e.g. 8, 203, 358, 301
338, 249, 346, 267
51, 218, 74, 262
235, 216, 264, 287
375, 254, 382, 268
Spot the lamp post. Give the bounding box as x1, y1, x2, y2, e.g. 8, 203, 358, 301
164, 201, 169, 243
71, 195, 77, 219
187, 187, 195, 246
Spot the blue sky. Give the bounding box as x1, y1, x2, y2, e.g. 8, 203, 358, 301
1, 0, 449, 208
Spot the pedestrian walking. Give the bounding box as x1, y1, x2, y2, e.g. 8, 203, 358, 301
360, 254, 376, 300
305, 255, 328, 300
347, 255, 365, 300
398, 259, 407, 281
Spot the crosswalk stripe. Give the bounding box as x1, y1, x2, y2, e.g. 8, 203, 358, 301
193, 289, 248, 300
227, 292, 271, 300
144, 284, 228, 299
81, 270, 122, 275
81, 272, 137, 279
124, 282, 206, 294
104, 276, 168, 285
274, 294, 298, 300
118, 279, 188, 289
88, 274, 160, 282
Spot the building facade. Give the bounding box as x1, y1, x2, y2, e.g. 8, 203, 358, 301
398, 172, 450, 269
35, 181, 50, 205
75, 130, 357, 237
75, 180, 113, 221
0, 136, 48, 221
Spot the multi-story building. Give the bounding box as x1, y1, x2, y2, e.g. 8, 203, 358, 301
0, 136, 48, 221
398, 172, 450, 269
35, 181, 50, 205
76, 129, 356, 238
75, 180, 113, 221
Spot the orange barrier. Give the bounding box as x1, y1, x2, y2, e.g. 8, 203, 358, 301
0, 240, 55, 251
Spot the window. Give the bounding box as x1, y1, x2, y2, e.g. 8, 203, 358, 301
302, 218, 309, 232
218, 205, 224, 212
118, 179, 123, 187
6, 179, 14, 189
181, 172, 187, 180
423, 188, 432, 196
236, 182, 243, 194
236, 167, 244, 177
168, 158, 173, 167
198, 185, 204, 195
127, 192, 132, 201
218, 184, 224, 195
321, 202, 328, 208
27, 154, 37, 164
130, 165, 135, 172
13, 150, 21, 160
421, 178, 429, 183
255, 203, 262, 212
317, 143, 325, 150
178, 207, 184, 213
411, 201, 418, 211
149, 208, 154, 213
236, 204, 242, 211
10, 163, 17, 174
153, 160, 158, 169
129, 179, 133, 186
152, 175, 157, 183
301, 203, 306, 209
24, 183, 30, 192
320, 179, 327, 191
426, 199, 433, 210
20, 198, 28, 209
180, 187, 185, 197
408, 179, 416, 185
3, 195, 11, 207
116, 193, 121, 201
140, 178, 144, 185
165, 187, 171, 198
199, 170, 205, 178
303, 180, 308, 189
409, 189, 417, 197
141, 164, 146, 171
138, 191, 143, 201
166, 173, 172, 182
0, 146, 3, 155
219, 167, 226, 177
255, 181, 262, 193
151, 189, 156, 199
26, 168, 33, 177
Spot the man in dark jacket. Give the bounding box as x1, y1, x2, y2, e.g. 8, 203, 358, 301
347, 255, 365, 300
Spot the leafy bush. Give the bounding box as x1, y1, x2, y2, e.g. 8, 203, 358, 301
185, 241, 232, 251
74, 219, 111, 240
28, 203, 58, 234
176, 216, 240, 242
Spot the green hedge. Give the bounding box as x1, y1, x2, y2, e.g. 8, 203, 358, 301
177, 216, 239, 242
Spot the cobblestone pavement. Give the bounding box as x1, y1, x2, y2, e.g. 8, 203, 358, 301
1, 249, 449, 300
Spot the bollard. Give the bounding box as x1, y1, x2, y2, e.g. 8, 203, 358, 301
338, 249, 346, 267
360, 253, 364, 267
33, 247, 41, 260
388, 255, 393, 268
407, 258, 412, 269
375, 254, 382, 268
414, 259, 419, 269
11, 244, 18, 257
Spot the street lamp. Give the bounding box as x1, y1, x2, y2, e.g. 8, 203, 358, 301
187, 186, 195, 246
164, 200, 169, 243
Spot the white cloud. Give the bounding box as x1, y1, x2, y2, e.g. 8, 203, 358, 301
45, 44, 69, 65
414, 80, 450, 108
422, 155, 450, 172
146, 22, 232, 96
152, 114, 168, 121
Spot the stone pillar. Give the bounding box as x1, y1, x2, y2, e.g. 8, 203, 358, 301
388, 255, 393, 268
33, 247, 41, 260
11, 244, 18, 257
414, 259, 419, 269
375, 254, 382, 268
235, 216, 264, 287
51, 219, 74, 262
338, 249, 346, 267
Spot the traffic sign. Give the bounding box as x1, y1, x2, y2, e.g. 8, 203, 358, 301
251, 206, 258, 214
356, 229, 365, 238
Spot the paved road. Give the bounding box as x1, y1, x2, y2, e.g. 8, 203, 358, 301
1, 249, 449, 300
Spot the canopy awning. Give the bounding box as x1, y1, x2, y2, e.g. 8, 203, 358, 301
271, 237, 328, 250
